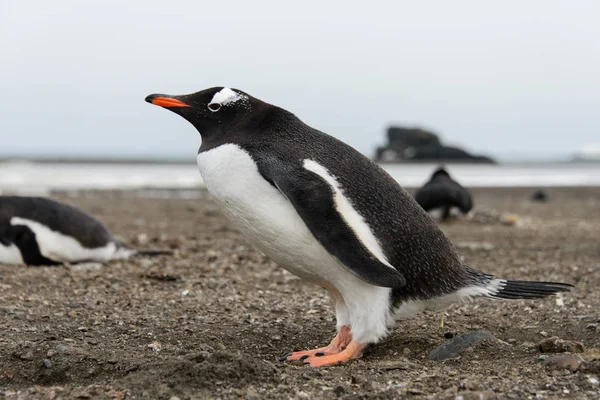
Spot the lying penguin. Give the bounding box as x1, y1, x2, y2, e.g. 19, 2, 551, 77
146, 87, 572, 367
415, 167, 473, 221
0, 196, 171, 266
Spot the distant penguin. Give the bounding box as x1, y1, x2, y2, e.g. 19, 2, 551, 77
0, 196, 172, 266
415, 167, 473, 221
146, 87, 572, 367
531, 189, 549, 203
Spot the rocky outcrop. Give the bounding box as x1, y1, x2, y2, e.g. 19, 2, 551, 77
374, 126, 496, 164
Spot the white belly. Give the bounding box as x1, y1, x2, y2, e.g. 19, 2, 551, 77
197, 143, 395, 345
197, 144, 349, 286
0, 241, 24, 265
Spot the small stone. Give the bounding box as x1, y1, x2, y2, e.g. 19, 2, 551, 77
586, 323, 598, 330
580, 361, 600, 374
43, 359, 53, 368
543, 354, 584, 371
333, 385, 345, 396
55, 345, 68, 353
456, 241, 495, 251
47, 350, 57, 357
204, 207, 220, 217
402, 347, 411, 356
429, 331, 497, 361
169, 397, 181, 400
20, 351, 35, 361
147, 341, 162, 352
538, 337, 585, 353
244, 388, 259, 400
539, 331, 548, 337
507, 339, 517, 345
500, 213, 520, 226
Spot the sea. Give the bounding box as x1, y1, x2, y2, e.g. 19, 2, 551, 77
1, 160, 599, 196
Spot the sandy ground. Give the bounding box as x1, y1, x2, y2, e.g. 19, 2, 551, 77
1, 186, 599, 399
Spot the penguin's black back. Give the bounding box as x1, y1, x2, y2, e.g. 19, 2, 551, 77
206, 106, 475, 302
415, 171, 473, 214
0, 196, 113, 248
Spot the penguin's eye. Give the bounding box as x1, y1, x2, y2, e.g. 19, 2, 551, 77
207, 103, 222, 112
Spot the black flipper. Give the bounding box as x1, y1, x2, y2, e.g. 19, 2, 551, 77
10, 224, 62, 266
259, 159, 406, 289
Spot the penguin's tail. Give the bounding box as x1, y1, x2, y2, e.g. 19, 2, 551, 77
466, 268, 573, 300
113, 240, 173, 259
489, 279, 573, 300
134, 249, 174, 257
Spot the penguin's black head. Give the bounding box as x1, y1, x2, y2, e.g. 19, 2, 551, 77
431, 166, 450, 180
145, 87, 256, 139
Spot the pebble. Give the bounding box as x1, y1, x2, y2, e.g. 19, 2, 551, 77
580, 361, 600, 373
333, 385, 345, 396
43, 359, 53, 369
20, 351, 35, 361
543, 354, 584, 371
455, 241, 495, 251
500, 213, 520, 226
429, 331, 497, 361
55, 345, 68, 353
538, 337, 585, 353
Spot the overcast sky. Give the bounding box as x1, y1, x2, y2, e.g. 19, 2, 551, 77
1, 0, 599, 160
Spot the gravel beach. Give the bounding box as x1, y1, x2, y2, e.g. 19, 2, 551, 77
1, 187, 599, 399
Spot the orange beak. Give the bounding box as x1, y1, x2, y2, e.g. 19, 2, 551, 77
145, 95, 191, 108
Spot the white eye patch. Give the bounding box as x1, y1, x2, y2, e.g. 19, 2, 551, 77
210, 87, 247, 105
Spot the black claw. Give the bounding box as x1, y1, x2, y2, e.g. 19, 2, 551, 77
278, 353, 292, 362
299, 355, 309, 361
315, 352, 325, 357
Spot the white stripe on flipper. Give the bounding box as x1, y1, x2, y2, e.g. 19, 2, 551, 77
302, 159, 395, 271
0, 242, 24, 265
10, 217, 118, 263
210, 88, 247, 105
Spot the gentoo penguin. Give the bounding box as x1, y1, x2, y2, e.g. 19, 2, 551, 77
531, 189, 550, 203
146, 87, 572, 367
415, 167, 473, 221
0, 196, 172, 266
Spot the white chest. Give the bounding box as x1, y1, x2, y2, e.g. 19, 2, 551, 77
0, 241, 24, 265
196, 144, 344, 284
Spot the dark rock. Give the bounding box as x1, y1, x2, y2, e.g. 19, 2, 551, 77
428, 331, 497, 360
374, 126, 495, 164
531, 189, 550, 203
43, 359, 53, 369
543, 354, 584, 371
538, 337, 585, 353
580, 361, 600, 373
333, 385, 345, 396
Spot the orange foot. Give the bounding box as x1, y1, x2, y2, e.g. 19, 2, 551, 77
281, 326, 358, 364
305, 340, 366, 367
